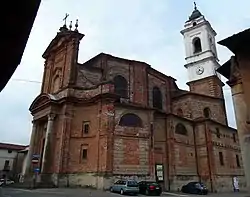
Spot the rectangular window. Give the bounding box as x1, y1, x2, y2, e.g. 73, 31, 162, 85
82, 149, 88, 160
4, 160, 9, 167
219, 152, 224, 166
82, 121, 90, 134
233, 133, 236, 142
4, 160, 10, 170
236, 155, 240, 167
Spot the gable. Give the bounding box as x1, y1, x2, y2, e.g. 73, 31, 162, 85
29, 93, 57, 112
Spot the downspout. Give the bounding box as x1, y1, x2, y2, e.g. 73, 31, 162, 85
110, 102, 115, 178
192, 123, 200, 182
96, 60, 103, 189
66, 107, 73, 187
129, 62, 131, 100
165, 118, 170, 191
204, 123, 213, 192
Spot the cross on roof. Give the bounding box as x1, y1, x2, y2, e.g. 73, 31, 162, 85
63, 13, 69, 26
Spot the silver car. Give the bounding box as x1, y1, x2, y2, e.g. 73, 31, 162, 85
110, 180, 139, 195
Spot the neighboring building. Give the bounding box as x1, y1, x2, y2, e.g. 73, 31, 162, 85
26, 5, 245, 192
217, 28, 250, 191
17, 147, 29, 182
0, 143, 27, 180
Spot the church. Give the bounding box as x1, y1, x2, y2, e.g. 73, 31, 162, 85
26, 5, 245, 192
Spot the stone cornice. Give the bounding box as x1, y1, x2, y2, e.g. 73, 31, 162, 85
226, 56, 242, 87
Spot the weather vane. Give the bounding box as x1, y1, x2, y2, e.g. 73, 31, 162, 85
63, 13, 69, 26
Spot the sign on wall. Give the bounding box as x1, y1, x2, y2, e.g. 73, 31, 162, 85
32, 154, 40, 164
155, 164, 164, 181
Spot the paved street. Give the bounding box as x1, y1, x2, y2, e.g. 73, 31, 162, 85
0, 188, 248, 197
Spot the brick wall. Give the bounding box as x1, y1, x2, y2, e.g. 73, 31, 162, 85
187, 76, 224, 99
172, 117, 197, 176
113, 107, 151, 175
148, 74, 167, 111
172, 95, 227, 125
41, 34, 81, 94
207, 122, 243, 176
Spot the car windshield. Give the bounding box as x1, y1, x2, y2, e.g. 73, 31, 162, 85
127, 181, 138, 187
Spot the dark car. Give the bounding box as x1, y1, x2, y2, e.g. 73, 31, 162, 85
181, 182, 208, 195
138, 181, 162, 196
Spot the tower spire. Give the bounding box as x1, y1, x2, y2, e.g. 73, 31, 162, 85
194, 2, 197, 10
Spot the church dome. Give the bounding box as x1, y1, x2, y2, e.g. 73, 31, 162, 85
189, 9, 202, 20
188, 3, 203, 21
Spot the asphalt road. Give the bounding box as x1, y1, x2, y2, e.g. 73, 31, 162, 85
0, 188, 248, 197
0, 188, 164, 197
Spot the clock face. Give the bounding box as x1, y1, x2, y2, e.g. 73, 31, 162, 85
196, 66, 204, 75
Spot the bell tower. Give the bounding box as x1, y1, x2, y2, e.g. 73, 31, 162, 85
41, 15, 84, 94
180, 3, 224, 98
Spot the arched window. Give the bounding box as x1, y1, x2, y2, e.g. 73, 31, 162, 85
203, 107, 211, 118
175, 123, 188, 135
177, 108, 183, 117
114, 75, 128, 98
193, 37, 202, 53
152, 87, 162, 109
53, 76, 60, 93
119, 113, 142, 127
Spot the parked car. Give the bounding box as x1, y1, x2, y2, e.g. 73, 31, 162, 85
110, 179, 139, 195
138, 181, 162, 196
181, 181, 208, 195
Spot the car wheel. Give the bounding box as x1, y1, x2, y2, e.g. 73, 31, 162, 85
110, 187, 113, 192
120, 189, 124, 195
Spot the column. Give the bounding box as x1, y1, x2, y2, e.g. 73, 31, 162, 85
230, 81, 250, 191
41, 114, 56, 173
229, 56, 250, 192
24, 121, 37, 176
237, 53, 250, 121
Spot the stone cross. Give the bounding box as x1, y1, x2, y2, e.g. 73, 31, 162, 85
63, 13, 69, 26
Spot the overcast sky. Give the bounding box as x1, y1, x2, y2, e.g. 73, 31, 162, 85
0, 0, 249, 145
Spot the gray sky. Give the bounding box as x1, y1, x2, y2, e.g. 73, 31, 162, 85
0, 0, 249, 145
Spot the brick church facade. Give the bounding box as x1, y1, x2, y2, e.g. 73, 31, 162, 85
26, 6, 245, 192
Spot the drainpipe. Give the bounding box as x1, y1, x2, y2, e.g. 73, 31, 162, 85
165, 118, 170, 191
204, 123, 213, 192
192, 123, 200, 182
96, 64, 103, 189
